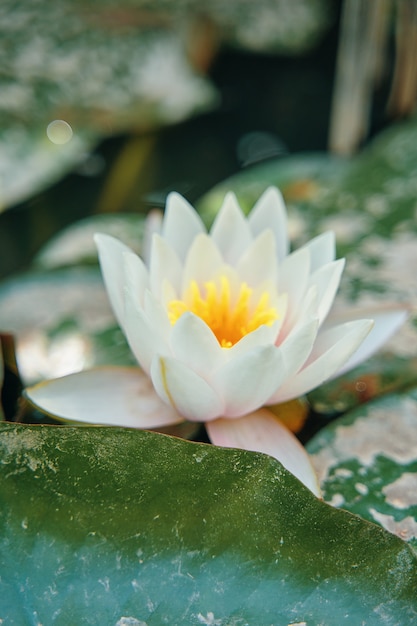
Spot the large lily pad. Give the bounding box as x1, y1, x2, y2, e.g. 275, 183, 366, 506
1, 423, 417, 624
308, 388, 417, 553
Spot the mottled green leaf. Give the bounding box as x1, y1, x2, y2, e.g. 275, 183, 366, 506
35, 213, 146, 270
307, 388, 417, 552
1, 423, 417, 624
0, 268, 133, 385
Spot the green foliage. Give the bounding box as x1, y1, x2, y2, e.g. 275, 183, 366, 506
1, 423, 417, 624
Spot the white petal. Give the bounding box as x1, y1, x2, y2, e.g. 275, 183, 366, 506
151, 355, 224, 421
181, 233, 224, 290
149, 234, 182, 299
170, 312, 224, 375
326, 305, 408, 377
123, 249, 149, 310
25, 367, 183, 428
308, 258, 345, 326
274, 319, 373, 402
278, 246, 311, 336
143, 208, 163, 265
210, 192, 252, 264
95, 233, 140, 327
267, 318, 319, 405
226, 322, 280, 360
143, 290, 172, 343
301, 231, 335, 271
248, 187, 289, 261
212, 345, 286, 417
123, 291, 168, 374
206, 409, 321, 496
161, 192, 206, 261
279, 317, 319, 376
236, 229, 278, 286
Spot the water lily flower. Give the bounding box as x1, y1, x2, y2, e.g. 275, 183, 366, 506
26, 188, 406, 496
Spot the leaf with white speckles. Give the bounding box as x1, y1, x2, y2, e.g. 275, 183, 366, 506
307, 388, 417, 551
1, 423, 417, 623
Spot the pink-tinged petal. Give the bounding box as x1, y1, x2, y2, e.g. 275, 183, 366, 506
181, 233, 224, 290
123, 291, 168, 374
170, 312, 224, 376
161, 192, 206, 261
151, 355, 224, 422
308, 258, 345, 326
326, 305, 408, 377
95, 233, 140, 327
210, 192, 252, 264
274, 319, 374, 402
248, 187, 289, 261
236, 230, 278, 287
206, 409, 321, 496
149, 234, 182, 299
25, 367, 183, 428
212, 345, 286, 417
301, 231, 336, 272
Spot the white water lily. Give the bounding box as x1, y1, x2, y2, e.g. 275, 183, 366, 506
26, 188, 407, 496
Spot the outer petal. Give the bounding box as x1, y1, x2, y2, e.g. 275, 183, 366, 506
278, 247, 311, 336
326, 305, 408, 377
25, 367, 183, 428
301, 231, 335, 272
95, 233, 143, 327
267, 318, 319, 405
170, 312, 224, 376
273, 319, 374, 402
123, 248, 150, 310
248, 187, 289, 261
161, 192, 206, 261
206, 408, 321, 496
210, 192, 252, 264
308, 258, 345, 326
151, 355, 224, 421
211, 345, 286, 417
123, 290, 169, 374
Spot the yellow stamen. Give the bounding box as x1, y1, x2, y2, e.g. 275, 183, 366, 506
168, 275, 279, 348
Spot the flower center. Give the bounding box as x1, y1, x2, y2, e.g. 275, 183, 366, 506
168, 275, 279, 348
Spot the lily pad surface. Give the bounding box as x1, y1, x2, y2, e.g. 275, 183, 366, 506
0, 268, 133, 384
1, 423, 417, 624
308, 388, 417, 553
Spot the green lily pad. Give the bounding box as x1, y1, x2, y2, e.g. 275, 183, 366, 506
308, 353, 417, 417
35, 213, 146, 270
1, 423, 417, 623
0, 268, 133, 385
307, 388, 417, 552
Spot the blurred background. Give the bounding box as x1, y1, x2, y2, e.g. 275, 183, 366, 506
1, 0, 416, 278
